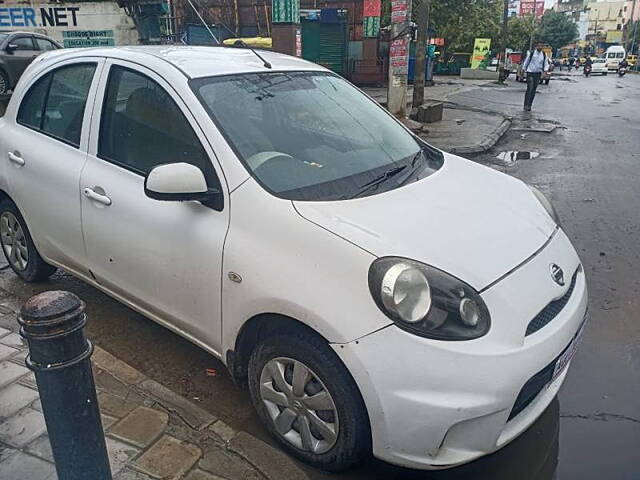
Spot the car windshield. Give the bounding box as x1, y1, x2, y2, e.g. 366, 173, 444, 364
191, 71, 443, 201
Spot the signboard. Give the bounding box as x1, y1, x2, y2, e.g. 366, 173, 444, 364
519, 0, 544, 17
606, 30, 623, 44
390, 37, 409, 70
0, 6, 80, 27
391, 0, 409, 24
272, 0, 300, 23
363, 0, 381, 17
429, 37, 445, 47
63, 30, 114, 48
363, 0, 381, 38
471, 38, 491, 69
295, 27, 302, 56
363, 16, 380, 38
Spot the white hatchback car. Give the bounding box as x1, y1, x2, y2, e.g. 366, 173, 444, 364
0, 47, 587, 471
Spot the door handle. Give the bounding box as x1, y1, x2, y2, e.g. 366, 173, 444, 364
7, 151, 25, 166
83, 187, 112, 206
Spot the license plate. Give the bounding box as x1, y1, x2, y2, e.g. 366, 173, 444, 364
551, 321, 586, 383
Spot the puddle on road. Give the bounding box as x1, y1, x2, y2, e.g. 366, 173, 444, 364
496, 151, 540, 164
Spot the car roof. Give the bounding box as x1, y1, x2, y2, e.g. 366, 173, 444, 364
39, 45, 327, 79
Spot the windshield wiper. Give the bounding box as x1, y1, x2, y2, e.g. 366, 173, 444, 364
350, 165, 407, 199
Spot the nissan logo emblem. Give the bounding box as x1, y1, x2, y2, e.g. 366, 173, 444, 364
550, 263, 565, 286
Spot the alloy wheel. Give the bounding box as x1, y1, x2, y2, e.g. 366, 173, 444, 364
259, 357, 339, 454
0, 212, 28, 271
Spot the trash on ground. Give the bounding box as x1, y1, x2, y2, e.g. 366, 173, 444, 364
495, 151, 540, 164
206, 368, 218, 377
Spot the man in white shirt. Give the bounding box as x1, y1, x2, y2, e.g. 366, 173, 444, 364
522, 43, 550, 111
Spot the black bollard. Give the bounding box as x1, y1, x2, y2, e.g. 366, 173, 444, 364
18, 291, 112, 480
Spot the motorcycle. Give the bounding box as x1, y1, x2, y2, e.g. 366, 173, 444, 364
618, 67, 627, 77
584, 65, 592, 77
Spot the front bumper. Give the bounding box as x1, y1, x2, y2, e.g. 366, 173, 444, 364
332, 229, 588, 470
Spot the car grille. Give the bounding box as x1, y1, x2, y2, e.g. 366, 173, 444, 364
525, 269, 579, 336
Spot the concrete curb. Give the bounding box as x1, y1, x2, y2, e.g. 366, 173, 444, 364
446, 116, 512, 155
92, 346, 310, 480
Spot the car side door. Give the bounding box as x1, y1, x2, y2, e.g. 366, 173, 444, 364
81, 60, 229, 353
4, 36, 39, 86
3, 58, 104, 275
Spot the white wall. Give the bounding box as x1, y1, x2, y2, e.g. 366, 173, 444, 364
0, 2, 139, 47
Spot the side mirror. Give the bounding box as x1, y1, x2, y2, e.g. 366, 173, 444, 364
144, 163, 220, 204
5, 43, 18, 53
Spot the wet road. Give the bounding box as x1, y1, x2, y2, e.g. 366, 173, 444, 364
0, 71, 638, 479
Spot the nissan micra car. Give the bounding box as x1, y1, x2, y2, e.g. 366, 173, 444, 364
0, 47, 587, 471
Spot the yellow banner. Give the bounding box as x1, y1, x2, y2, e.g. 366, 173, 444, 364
606, 30, 623, 44
471, 38, 491, 69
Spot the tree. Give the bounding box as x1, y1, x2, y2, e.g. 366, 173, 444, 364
507, 14, 538, 52
537, 10, 578, 54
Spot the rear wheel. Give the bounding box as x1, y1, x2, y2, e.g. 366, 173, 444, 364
248, 332, 371, 471
0, 200, 56, 282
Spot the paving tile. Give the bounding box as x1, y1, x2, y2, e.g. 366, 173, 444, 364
0, 408, 47, 447
0, 326, 9, 338
0, 313, 17, 330
107, 436, 141, 476
31, 398, 43, 412
0, 449, 56, 480
114, 467, 156, 480
0, 383, 40, 418
228, 431, 308, 480
185, 469, 226, 480
8, 348, 28, 365
0, 442, 18, 462
18, 371, 38, 389
0, 343, 19, 362
98, 391, 144, 418
109, 406, 168, 448
0, 361, 29, 388
208, 420, 237, 443
134, 435, 201, 479
95, 370, 132, 398
102, 414, 118, 430
198, 445, 260, 480
92, 347, 147, 386
0, 332, 24, 348
25, 434, 54, 462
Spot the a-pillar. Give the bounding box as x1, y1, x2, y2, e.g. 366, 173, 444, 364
272, 0, 301, 57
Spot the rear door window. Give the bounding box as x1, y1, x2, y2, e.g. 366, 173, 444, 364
16, 63, 97, 147
35, 38, 58, 51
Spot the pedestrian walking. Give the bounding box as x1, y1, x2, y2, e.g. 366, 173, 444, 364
522, 43, 549, 112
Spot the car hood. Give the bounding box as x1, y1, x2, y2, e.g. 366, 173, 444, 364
293, 153, 557, 290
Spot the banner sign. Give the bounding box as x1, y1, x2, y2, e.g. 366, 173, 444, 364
0, 6, 80, 27
471, 38, 491, 69
363, 16, 380, 38
519, 0, 544, 17
363, 0, 381, 17
391, 0, 409, 24
272, 0, 300, 24
606, 30, 623, 44
390, 37, 409, 69
363, 0, 381, 38
63, 30, 114, 47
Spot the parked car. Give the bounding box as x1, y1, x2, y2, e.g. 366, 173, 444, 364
515, 60, 553, 84
0, 47, 588, 472
591, 58, 608, 75
0, 31, 61, 95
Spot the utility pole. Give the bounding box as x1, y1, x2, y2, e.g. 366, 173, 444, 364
529, 0, 538, 51
387, 0, 412, 117
627, 0, 638, 51
498, 0, 509, 83
412, 0, 431, 108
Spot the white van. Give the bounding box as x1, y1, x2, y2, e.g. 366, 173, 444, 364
605, 45, 626, 70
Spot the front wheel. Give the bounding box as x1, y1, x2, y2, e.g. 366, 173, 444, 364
248, 332, 371, 472
0, 200, 56, 282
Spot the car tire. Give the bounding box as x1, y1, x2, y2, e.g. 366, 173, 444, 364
544, 79, 550, 85
0, 70, 9, 95
248, 332, 371, 472
0, 199, 56, 282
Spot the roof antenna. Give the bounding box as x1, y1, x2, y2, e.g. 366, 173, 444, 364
234, 40, 272, 69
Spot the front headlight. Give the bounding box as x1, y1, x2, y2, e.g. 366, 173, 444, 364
528, 185, 560, 225
369, 257, 491, 340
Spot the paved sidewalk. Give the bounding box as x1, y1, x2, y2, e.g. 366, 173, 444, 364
0, 292, 308, 480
